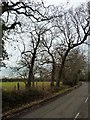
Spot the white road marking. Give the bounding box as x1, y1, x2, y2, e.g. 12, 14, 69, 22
85, 97, 89, 103
74, 112, 80, 120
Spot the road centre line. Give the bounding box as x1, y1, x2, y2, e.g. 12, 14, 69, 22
85, 97, 89, 103
74, 112, 80, 120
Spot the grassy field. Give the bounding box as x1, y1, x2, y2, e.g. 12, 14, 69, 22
1, 82, 25, 91
0, 81, 63, 92
0, 81, 60, 91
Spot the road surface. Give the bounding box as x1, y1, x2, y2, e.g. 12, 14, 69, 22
17, 82, 89, 119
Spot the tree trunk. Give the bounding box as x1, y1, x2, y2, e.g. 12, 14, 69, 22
26, 64, 35, 94
32, 74, 35, 87
27, 34, 40, 88
50, 62, 56, 87
56, 49, 70, 87
27, 69, 32, 87
56, 61, 64, 87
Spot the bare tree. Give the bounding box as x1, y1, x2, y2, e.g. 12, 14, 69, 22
0, 0, 60, 68
52, 4, 89, 87
14, 17, 53, 89
41, 32, 56, 87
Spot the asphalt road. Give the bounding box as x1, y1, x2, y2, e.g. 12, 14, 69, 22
18, 82, 89, 119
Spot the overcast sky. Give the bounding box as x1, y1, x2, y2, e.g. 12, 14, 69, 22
44, 0, 88, 6
0, 0, 88, 6
0, 0, 89, 78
